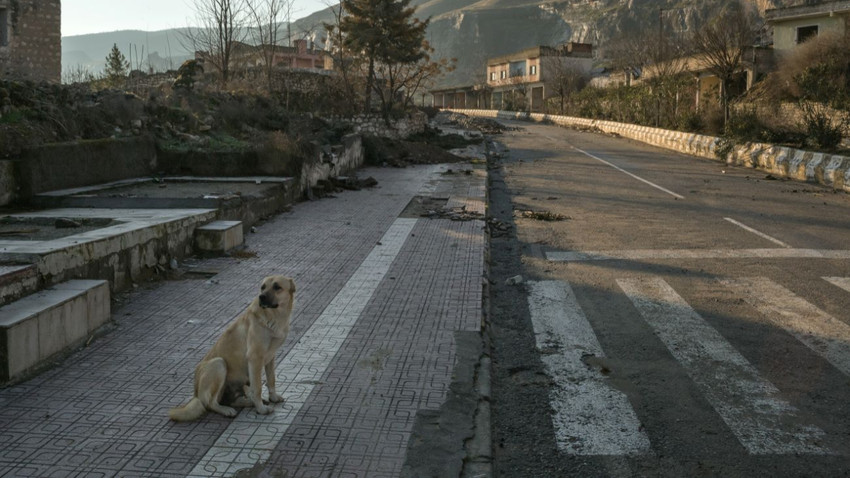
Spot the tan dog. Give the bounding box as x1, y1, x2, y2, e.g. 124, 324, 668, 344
169, 275, 296, 422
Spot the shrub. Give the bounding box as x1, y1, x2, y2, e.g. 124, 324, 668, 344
799, 101, 848, 150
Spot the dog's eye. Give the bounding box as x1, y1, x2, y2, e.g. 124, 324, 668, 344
273, 283, 282, 291
261, 284, 266, 291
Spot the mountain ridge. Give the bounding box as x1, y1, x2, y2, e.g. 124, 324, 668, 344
62, 0, 794, 87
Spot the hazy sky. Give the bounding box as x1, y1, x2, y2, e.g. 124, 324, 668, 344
62, 0, 328, 36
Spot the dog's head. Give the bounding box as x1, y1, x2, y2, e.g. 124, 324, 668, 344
258, 275, 296, 310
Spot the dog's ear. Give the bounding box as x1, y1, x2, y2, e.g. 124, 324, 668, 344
289, 280, 296, 294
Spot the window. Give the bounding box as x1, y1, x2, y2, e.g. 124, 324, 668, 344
0, 7, 8, 47
500, 70, 506, 79
796, 25, 818, 44
490, 72, 496, 81
530, 65, 537, 75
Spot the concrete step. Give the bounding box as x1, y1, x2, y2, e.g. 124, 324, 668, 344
0, 264, 39, 307
0, 280, 110, 382
195, 220, 243, 253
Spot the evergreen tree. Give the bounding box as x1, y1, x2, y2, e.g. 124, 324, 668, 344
339, 0, 428, 113
104, 43, 130, 86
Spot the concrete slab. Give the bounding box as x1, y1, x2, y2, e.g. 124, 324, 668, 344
195, 221, 244, 252
0, 208, 217, 292
0, 280, 110, 381
0, 264, 38, 307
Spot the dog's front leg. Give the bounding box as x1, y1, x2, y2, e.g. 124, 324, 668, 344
265, 360, 284, 403
247, 359, 273, 415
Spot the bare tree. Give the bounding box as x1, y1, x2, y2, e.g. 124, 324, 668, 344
246, 0, 292, 91
691, 3, 759, 125
181, 0, 248, 86
541, 56, 588, 114
606, 35, 652, 86
323, 0, 362, 110
373, 41, 455, 113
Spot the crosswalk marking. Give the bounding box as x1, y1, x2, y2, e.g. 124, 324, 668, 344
617, 277, 828, 455
722, 277, 850, 378
546, 249, 850, 262
823, 276, 850, 294
527, 280, 651, 455
187, 219, 418, 478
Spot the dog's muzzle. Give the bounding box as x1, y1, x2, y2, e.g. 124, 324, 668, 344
259, 295, 278, 309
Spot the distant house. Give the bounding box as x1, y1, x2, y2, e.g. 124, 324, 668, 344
196, 39, 331, 72
486, 43, 593, 112
640, 48, 774, 111
0, 0, 61, 83
431, 84, 491, 109
766, 0, 850, 54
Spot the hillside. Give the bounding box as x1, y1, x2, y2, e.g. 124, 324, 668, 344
62, 0, 794, 87
292, 0, 793, 88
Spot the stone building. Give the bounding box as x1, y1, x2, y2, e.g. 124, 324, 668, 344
0, 0, 61, 83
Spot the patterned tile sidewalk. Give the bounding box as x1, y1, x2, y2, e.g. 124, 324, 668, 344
0, 163, 487, 477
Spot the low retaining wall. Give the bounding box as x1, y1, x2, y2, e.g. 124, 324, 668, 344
16, 136, 157, 199
450, 109, 850, 193
0, 161, 15, 206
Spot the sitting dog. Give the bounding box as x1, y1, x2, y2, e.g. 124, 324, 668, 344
169, 275, 296, 422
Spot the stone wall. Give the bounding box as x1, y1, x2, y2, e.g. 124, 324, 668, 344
300, 133, 363, 193
0, 160, 14, 205
0, 0, 61, 83
324, 111, 428, 140
16, 136, 158, 200
450, 109, 850, 193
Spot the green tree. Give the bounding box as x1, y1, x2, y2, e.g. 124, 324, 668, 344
339, 0, 428, 113
104, 43, 129, 86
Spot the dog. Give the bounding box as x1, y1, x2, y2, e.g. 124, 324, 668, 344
169, 275, 296, 422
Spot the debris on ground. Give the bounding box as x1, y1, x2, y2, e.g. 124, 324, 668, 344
421, 205, 484, 221
55, 218, 82, 228
442, 168, 474, 176
433, 111, 511, 135
517, 210, 570, 221
505, 275, 524, 285
308, 175, 378, 199
486, 218, 513, 237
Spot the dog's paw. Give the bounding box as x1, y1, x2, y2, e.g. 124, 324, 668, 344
268, 391, 285, 403
255, 404, 274, 415
220, 406, 238, 418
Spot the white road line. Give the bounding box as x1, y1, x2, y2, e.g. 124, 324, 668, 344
571, 146, 685, 199
527, 280, 651, 455
187, 218, 417, 478
723, 277, 850, 378
723, 218, 791, 248
546, 249, 850, 262
618, 277, 827, 455
824, 276, 850, 294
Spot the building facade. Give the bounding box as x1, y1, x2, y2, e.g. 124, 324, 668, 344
0, 0, 61, 83
486, 42, 593, 112
766, 0, 850, 53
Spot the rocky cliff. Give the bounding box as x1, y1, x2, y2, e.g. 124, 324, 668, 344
294, 0, 792, 89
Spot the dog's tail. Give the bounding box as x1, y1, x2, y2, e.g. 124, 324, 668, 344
168, 397, 206, 422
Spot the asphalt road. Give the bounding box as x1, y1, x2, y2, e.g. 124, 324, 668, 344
486, 119, 850, 477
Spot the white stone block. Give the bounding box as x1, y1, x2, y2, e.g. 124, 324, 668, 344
196, 221, 244, 252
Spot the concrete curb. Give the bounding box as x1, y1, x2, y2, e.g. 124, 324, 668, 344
449, 109, 850, 193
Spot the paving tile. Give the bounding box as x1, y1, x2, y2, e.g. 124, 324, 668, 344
0, 164, 486, 477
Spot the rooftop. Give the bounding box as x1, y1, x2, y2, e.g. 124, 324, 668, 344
765, 0, 850, 22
